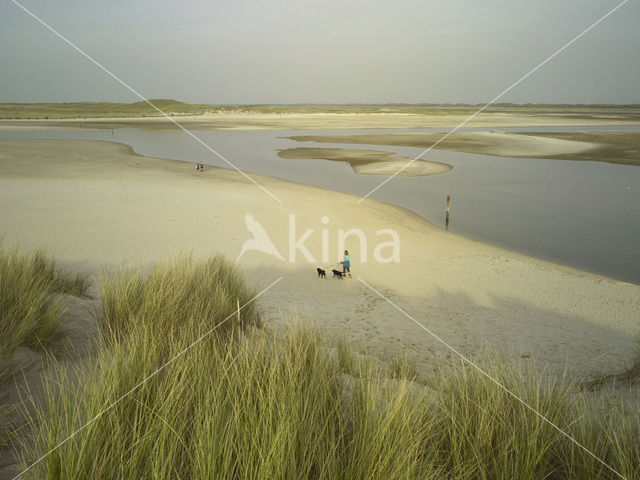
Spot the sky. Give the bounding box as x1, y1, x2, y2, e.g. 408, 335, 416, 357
1, 0, 638, 104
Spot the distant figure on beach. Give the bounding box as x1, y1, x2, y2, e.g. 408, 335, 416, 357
340, 250, 351, 277
236, 213, 285, 262
195, 162, 205, 172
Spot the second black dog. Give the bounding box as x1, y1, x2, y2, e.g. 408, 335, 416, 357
317, 268, 326, 279
332, 269, 344, 279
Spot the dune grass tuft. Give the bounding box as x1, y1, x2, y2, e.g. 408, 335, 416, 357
0, 244, 90, 373
24, 326, 344, 478
29, 250, 91, 298
96, 254, 260, 344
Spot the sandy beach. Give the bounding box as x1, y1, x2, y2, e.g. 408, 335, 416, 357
1, 138, 638, 386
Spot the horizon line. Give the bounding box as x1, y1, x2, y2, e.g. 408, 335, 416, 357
1, 99, 640, 108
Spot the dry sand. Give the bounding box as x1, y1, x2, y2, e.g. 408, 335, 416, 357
1, 138, 638, 387
277, 147, 452, 176
2, 111, 640, 131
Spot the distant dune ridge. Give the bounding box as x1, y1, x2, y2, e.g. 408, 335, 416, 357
1, 101, 639, 135
1, 100, 640, 119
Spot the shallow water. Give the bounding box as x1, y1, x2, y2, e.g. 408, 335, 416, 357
2, 126, 639, 284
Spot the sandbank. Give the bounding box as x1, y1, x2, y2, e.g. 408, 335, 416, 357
277, 147, 452, 176
286, 130, 640, 166
516, 130, 640, 166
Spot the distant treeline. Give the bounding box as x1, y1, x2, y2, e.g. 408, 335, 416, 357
1, 99, 639, 119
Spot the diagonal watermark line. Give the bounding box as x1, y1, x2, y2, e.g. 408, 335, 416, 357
357, 0, 630, 203
12, 276, 283, 480
12, 0, 283, 204
356, 276, 627, 480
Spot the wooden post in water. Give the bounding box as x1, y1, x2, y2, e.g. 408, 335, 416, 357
445, 195, 451, 230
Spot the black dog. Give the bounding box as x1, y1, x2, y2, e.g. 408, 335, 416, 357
332, 269, 344, 279
316, 268, 326, 279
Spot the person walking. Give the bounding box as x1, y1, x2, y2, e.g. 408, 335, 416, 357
340, 250, 351, 277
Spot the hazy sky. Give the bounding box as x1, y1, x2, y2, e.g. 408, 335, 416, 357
1, 0, 638, 104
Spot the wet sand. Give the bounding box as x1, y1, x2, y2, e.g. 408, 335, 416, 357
516, 131, 640, 166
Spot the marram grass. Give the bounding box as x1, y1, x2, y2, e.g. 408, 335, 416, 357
96, 254, 260, 344
8, 256, 639, 479
0, 243, 90, 377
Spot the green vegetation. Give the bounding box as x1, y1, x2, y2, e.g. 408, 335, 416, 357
0, 245, 90, 451
210, 102, 640, 117
0, 244, 90, 378
1, 100, 639, 119
0, 99, 211, 119
4, 256, 634, 479
96, 255, 259, 343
